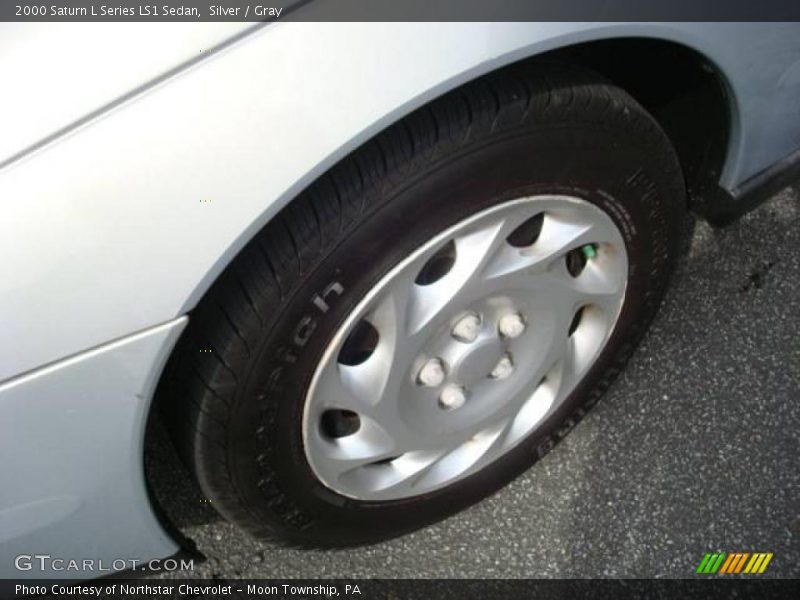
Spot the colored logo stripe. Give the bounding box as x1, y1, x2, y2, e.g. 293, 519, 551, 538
744, 553, 773, 574
719, 553, 749, 573
697, 553, 726, 573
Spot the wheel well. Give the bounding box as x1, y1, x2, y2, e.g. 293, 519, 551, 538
144, 35, 734, 544
537, 37, 732, 203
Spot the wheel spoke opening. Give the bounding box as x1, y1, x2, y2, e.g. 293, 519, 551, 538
569, 304, 611, 375
415, 239, 456, 285
568, 305, 586, 337
506, 374, 556, 446
506, 212, 545, 248
369, 455, 403, 466
320, 409, 361, 439
565, 243, 598, 277
337, 319, 380, 366
340, 449, 443, 495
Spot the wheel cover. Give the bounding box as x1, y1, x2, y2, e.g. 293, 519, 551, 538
302, 195, 628, 501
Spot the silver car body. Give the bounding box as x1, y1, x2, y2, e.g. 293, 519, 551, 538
1, 22, 799, 578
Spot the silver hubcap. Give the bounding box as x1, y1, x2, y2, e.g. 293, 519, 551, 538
303, 195, 628, 500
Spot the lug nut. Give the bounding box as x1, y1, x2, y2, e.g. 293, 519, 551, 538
439, 385, 468, 410
489, 354, 515, 380
417, 358, 446, 387
498, 313, 526, 339
451, 313, 481, 343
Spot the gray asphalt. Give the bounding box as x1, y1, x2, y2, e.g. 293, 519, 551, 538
146, 187, 799, 579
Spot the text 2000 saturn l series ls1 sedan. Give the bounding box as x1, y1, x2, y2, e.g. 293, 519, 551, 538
1, 21, 799, 579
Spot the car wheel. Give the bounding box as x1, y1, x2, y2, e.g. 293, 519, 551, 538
162, 62, 684, 546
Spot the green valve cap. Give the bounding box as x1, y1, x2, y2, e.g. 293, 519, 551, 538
582, 244, 597, 260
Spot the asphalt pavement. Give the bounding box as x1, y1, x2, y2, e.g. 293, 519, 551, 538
146, 186, 799, 579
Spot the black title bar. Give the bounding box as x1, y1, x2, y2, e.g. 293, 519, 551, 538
5, 0, 800, 22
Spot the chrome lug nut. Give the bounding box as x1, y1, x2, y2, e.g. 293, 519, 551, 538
439, 385, 468, 410
489, 354, 515, 380
451, 313, 481, 343
498, 312, 526, 339
417, 358, 446, 387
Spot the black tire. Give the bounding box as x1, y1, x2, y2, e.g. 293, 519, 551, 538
161, 62, 684, 546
